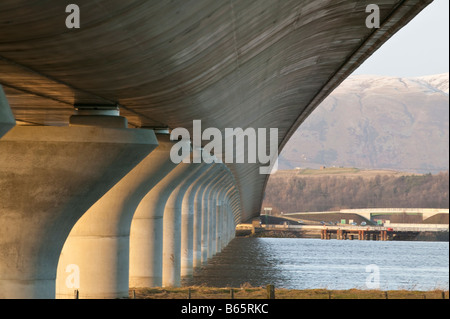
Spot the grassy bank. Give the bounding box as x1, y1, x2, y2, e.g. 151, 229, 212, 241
129, 287, 449, 299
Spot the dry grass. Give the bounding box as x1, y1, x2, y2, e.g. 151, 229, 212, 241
129, 287, 449, 300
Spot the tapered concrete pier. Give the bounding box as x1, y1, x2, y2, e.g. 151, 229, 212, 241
55, 134, 184, 299
180, 165, 217, 278
192, 165, 224, 269
162, 159, 211, 287
130, 153, 200, 288
0, 126, 156, 299
201, 169, 228, 264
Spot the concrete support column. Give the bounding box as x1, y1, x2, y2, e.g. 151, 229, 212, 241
222, 190, 240, 246
225, 193, 237, 247
207, 184, 219, 259
180, 164, 216, 278
221, 199, 230, 248
212, 180, 233, 255
162, 160, 210, 287
229, 194, 241, 242
230, 207, 237, 243
0, 126, 155, 299
55, 134, 179, 299
209, 176, 233, 257
191, 166, 222, 269
221, 199, 230, 250
219, 186, 235, 251
201, 170, 227, 264
129, 154, 197, 288
0, 85, 15, 138
215, 199, 223, 254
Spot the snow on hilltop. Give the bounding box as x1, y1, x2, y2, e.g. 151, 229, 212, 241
333, 73, 449, 96
280, 73, 449, 173
416, 73, 449, 94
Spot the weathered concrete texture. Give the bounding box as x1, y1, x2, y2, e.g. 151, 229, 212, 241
192, 165, 224, 269
55, 134, 184, 299
207, 176, 234, 258
180, 165, 217, 278
0, 85, 15, 138
214, 181, 235, 254
162, 161, 211, 287
201, 169, 228, 264
130, 157, 200, 288
221, 187, 236, 250
0, 126, 157, 299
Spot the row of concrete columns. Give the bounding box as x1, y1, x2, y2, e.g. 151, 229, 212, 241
0, 86, 241, 299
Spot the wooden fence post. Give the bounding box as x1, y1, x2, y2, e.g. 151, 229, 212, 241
267, 284, 275, 299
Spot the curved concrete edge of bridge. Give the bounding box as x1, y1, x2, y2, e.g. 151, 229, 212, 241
0, 85, 16, 138
0, 125, 157, 299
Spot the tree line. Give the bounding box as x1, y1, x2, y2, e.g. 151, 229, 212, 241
262, 171, 449, 214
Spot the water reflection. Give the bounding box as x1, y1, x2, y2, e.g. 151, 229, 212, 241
182, 238, 449, 291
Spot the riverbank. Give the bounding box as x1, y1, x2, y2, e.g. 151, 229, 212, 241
129, 287, 449, 299
236, 229, 450, 242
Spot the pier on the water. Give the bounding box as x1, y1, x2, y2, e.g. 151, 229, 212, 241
237, 221, 449, 241
320, 227, 389, 241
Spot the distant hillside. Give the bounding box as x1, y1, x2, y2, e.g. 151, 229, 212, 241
262, 169, 449, 214
272, 167, 418, 179
279, 73, 449, 173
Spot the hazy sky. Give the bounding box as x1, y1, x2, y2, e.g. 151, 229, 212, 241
352, 0, 449, 78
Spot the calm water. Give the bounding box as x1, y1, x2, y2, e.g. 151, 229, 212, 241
182, 238, 449, 291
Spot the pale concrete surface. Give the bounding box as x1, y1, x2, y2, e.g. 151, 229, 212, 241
201, 170, 228, 264
130, 157, 204, 288
180, 165, 217, 278
191, 165, 225, 269
0, 126, 156, 299
56, 135, 191, 299
162, 161, 210, 287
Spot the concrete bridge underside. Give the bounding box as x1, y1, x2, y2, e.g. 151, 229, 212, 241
0, 0, 431, 298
